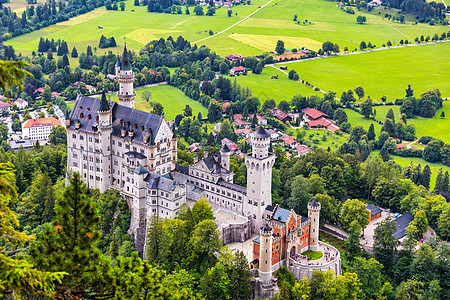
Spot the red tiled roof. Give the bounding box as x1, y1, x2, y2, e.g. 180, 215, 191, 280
23, 117, 61, 128
282, 136, 296, 145
233, 114, 243, 120
307, 117, 334, 128
235, 128, 252, 135
275, 111, 291, 122
301, 107, 330, 120
228, 143, 240, 151
295, 144, 311, 154
222, 102, 231, 109
248, 114, 266, 122
232, 66, 245, 72
34, 87, 45, 94
15, 98, 27, 104
396, 144, 406, 150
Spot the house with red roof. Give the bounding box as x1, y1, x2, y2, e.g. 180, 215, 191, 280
295, 144, 312, 156
0, 101, 11, 112
301, 107, 330, 122
222, 102, 231, 111
14, 98, 28, 110
230, 66, 245, 75
22, 117, 61, 141
282, 136, 298, 148
225, 54, 243, 62
188, 142, 202, 153
235, 128, 253, 138
248, 114, 267, 126
271, 108, 293, 123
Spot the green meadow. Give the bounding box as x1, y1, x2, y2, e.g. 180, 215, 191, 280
345, 101, 450, 143
371, 150, 450, 190
107, 84, 208, 121
234, 68, 321, 104
288, 42, 450, 101
6, 0, 448, 58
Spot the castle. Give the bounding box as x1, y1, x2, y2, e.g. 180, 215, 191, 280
65, 46, 341, 287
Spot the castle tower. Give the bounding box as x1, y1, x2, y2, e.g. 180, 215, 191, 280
245, 127, 276, 232
116, 44, 135, 109
98, 91, 112, 193
220, 144, 231, 171
308, 200, 321, 251
259, 224, 273, 284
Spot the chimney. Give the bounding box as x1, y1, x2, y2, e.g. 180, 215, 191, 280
75, 119, 80, 129
128, 130, 134, 139
203, 150, 208, 158
193, 156, 198, 164
121, 127, 126, 138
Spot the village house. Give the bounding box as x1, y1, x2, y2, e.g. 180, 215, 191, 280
188, 142, 202, 153
230, 66, 246, 75
33, 87, 45, 99
225, 54, 243, 62
233, 114, 251, 128
295, 144, 312, 156
285, 152, 292, 159
266, 129, 280, 140
248, 114, 267, 126
271, 108, 293, 123
235, 128, 253, 138
221, 138, 240, 153
51, 92, 63, 99
282, 136, 298, 148
214, 123, 222, 132
0, 101, 11, 112
367, 203, 382, 221
302, 107, 341, 132
9, 139, 33, 151
222, 102, 231, 112
14, 98, 28, 110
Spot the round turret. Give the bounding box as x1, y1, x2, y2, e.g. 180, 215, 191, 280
308, 200, 321, 251
259, 223, 273, 283
220, 144, 232, 170
251, 127, 270, 159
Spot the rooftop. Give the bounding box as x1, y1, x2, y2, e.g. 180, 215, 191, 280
23, 117, 61, 128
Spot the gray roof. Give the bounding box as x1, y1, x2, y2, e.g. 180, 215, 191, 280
9, 139, 33, 149
124, 151, 147, 159
301, 216, 308, 223
272, 206, 291, 223
221, 143, 231, 153
174, 164, 189, 174
99, 91, 110, 112
253, 236, 260, 244
309, 200, 320, 208
145, 172, 178, 192
265, 205, 274, 212
393, 212, 414, 240
261, 223, 273, 232
120, 45, 132, 71
68, 95, 163, 146
217, 178, 247, 195
253, 126, 270, 139
367, 203, 382, 217
134, 165, 148, 175
202, 155, 231, 175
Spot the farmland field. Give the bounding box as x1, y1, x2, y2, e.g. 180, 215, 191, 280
235, 68, 322, 104
106, 84, 208, 121
345, 101, 450, 143
287, 42, 450, 101
6, 0, 448, 58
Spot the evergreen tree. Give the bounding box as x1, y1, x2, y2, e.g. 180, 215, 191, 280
110, 36, 116, 47
405, 84, 414, 97
62, 54, 69, 68
367, 123, 376, 140
386, 108, 395, 122
71, 46, 78, 58
433, 168, 445, 194
275, 39, 285, 55
87, 45, 93, 56
420, 165, 431, 190
146, 213, 166, 266
134, 0, 140, 5
29, 173, 112, 299
228, 251, 252, 300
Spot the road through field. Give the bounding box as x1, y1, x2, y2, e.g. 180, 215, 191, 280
192, 0, 275, 44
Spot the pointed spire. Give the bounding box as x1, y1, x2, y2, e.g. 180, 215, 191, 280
99, 91, 110, 112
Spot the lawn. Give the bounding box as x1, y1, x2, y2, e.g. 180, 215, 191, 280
6, 0, 448, 58
301, 250, 324, 260
234, 68, 322, 104
371, 150, 450, 190
345, 101, 450, 143
287, 42, 450, 102
107, 84, 208, 121
285, 128, 349, 151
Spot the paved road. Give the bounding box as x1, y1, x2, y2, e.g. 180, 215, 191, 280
192, 0, 275, 44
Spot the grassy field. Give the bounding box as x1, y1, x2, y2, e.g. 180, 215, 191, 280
106, 84, 208, 121
287, 42, 450, 102
283, 127, 349, 151
371, 150, 450, 190
301, 250, 323, 260
6, 0, 448, 58
345, 101, 450, 143
235, 68, 322, 104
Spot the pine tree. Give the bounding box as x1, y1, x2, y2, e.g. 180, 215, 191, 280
386, 108, 395, 123
368, 123, 376, 140
229, 251, 252, 300
62, 54, 70, 68
87, 45, 93, 56
134, 0, 139, 5
29, 172, 112, 299
71, 46, 78, 58
146, 213, 166, 267
110, 36, 116, 47
433, 168, 444, 194
420, 165, 431, 190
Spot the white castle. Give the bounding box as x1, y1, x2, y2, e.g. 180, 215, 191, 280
65, 45, 276, 256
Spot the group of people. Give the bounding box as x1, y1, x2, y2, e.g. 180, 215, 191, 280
323, 246, 336, 263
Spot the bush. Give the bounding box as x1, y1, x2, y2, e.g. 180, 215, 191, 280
418, 136, 434, 144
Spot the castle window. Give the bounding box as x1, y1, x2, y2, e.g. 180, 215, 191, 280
95, 139, 99, 143
72, 134, 76, 138
73, 162, 78, 167
80, 136, 84, 140
118, 142, 122, 147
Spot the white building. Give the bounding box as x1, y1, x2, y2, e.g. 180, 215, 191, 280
22, 117, 61, 141
14, 98, 28, 110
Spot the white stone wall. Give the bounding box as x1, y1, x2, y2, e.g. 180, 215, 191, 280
23, 124, 54, 141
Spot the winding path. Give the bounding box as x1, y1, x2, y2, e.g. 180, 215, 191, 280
192, 0, 275, 44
